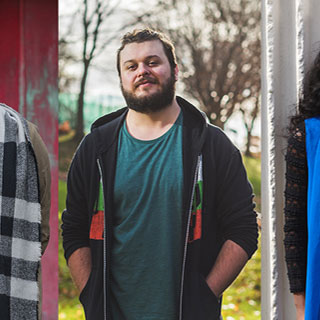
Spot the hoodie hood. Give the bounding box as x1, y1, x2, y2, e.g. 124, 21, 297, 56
90, 96, 208, 155
91, 107, 128, 131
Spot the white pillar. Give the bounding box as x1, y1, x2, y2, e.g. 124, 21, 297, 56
261, 0, 320, 319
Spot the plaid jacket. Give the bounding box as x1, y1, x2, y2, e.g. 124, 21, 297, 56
0, 104, 41, 320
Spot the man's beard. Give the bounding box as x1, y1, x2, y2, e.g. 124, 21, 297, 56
121, 72, 176, 114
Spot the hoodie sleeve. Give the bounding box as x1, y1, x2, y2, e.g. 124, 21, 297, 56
61, 135, 93, 262
212, 129, 258, 259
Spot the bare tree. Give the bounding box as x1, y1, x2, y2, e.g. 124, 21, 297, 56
149, 0, 261, 152
74, 0, 121, 141
60, 0, 148, 142
239, 96, 260, 156
59, 38, 78, 93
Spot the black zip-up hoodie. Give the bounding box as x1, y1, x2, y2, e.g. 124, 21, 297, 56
62, 96, 258, 320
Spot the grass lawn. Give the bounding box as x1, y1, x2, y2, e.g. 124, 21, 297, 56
59, 135, 261, 319
59, 180, 85, 320
221, 238, 261, 320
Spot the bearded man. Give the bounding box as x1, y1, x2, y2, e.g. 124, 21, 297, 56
62, 28, 258, 320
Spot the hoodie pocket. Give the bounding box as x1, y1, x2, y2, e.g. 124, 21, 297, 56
79, 269, 93, 306
182, 271, 222, 319
198, 274, 221, 319
78, 265, 104, 320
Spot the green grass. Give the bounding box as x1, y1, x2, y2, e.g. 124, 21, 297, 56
58, 154, 261, 319
221, 238, 261, 320
59, 132, 79, 174
221, 155, 261, 319
59, 180, 85, 320
243, 156, 261, 212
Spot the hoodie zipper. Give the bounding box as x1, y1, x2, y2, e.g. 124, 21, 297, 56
97, 158, 108, 320
179, 155, 201, 320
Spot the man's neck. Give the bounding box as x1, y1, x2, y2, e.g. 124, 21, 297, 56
126, 98, 181, 141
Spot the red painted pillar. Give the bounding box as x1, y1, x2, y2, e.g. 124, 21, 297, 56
0, 1, 58, 319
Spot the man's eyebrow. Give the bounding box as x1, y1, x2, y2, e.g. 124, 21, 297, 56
145, 55, 161, 60
123, 59, 135, 65
123, 55, 161, 65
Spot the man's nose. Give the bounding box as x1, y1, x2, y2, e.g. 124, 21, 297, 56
137, 63, 150, 76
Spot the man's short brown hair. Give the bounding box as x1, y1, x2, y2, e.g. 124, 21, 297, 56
116, 28, 177, 76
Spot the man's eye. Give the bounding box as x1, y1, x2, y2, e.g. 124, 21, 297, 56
149, 61, 158, 66
127, 65, 135, 70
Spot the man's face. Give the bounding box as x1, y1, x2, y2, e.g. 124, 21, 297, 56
119, 40, 178, 113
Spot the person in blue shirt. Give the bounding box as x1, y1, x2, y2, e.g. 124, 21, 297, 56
284, 50, 320, 320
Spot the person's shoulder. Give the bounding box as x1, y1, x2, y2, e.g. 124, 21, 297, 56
26, 120, 39, 139
289, 121, 305, 145
206, 122, 225, 135
74, 131, 98, 157
304, 116, 320, 136
26, 120, 49, 155
206, 123, 239, 153
73, 116, 118, 160
91, 107, 127, 131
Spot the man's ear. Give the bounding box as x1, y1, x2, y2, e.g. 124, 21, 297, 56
174, 65, 179, 81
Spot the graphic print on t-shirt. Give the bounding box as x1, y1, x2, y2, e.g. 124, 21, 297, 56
90, 181, 104, 240
188, 157, 203, 243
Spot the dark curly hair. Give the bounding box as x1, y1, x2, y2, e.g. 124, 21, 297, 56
289, 50, 320, 132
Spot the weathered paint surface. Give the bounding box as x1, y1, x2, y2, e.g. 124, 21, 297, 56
0, 0, 58, 319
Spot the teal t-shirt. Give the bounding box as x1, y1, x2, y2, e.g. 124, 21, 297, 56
110, 112, 184, 320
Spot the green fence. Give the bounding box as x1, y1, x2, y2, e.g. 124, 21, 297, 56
59, 93, 124, 133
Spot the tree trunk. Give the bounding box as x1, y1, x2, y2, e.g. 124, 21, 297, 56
245, 130, 253, 157
74, 60, 90, 143
214, 116, 224, 130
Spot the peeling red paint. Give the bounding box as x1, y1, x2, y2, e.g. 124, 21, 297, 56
0, 1, 58, 319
